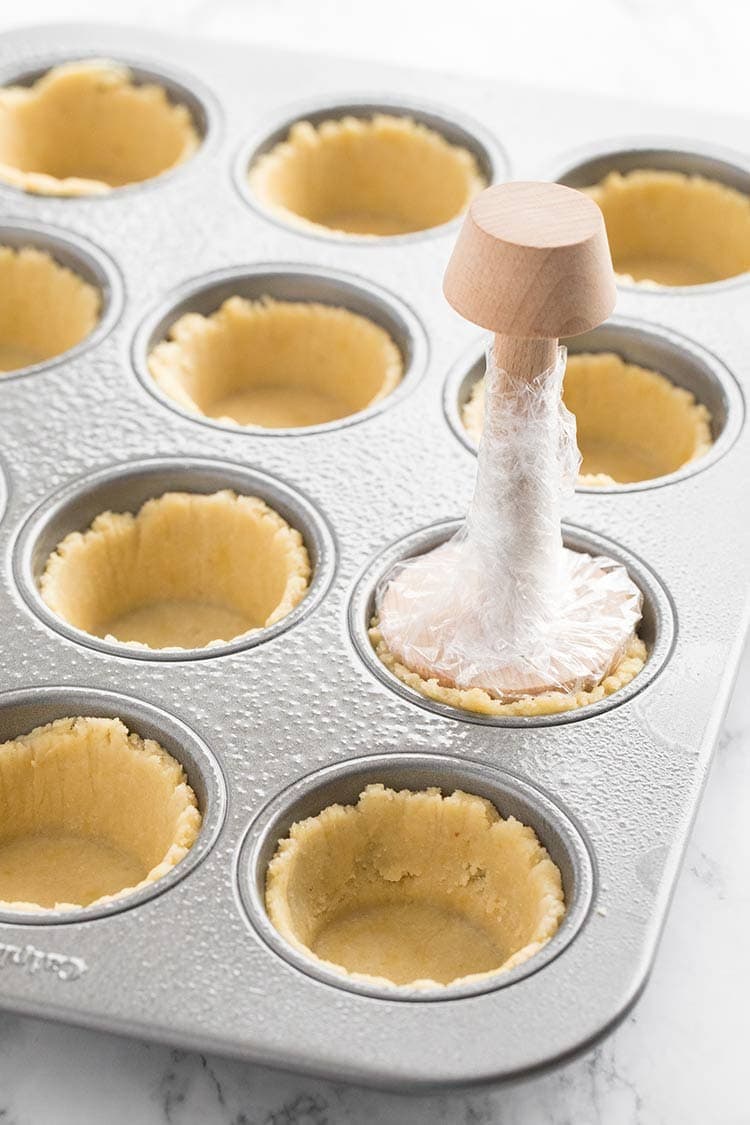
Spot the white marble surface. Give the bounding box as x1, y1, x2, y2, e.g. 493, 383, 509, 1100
0, 2, 748, 1121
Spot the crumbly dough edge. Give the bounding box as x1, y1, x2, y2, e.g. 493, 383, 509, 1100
248, 113, 487, 238
0, 245, 102, 371
585, 169, 750, 287
0, 60, 200, 197
370, 622, 647, 717
38, 490, 312, 650
0, 715, 202, 913
147, 295, 405, 424
265, 784, 566, 990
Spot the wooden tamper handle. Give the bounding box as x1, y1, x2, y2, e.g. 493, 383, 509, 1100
443, 181, 616, 379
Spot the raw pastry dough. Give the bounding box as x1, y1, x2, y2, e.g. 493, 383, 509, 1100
248, 114, 486, 237
0, 246, 100, 372
265, 784, 565, 989
585, 170, 750, 286
40, 490, 311, 650
0, 60, 199, 196
148, 296, 404, 428
0, 716, 201, 911
375, 537, 644, 705
372, 620, 646, 717
462, 352, 713, 486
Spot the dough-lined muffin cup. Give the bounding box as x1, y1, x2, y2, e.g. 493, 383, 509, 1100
370, 620, 646, 718
39, 489, 311, 650
0, 60, 199, 196
0, 245, 100, 373
265, 784, 565, 989
463, 352, 713, 486
147, 296, 404, 429
584, 170, 750, 286
0, 716, 201, 911
248, 113, 486, 237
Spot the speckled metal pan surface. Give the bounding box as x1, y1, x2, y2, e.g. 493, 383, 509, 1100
0, 21, 749, 1092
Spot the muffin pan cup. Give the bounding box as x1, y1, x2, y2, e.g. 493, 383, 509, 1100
0, 219, 122, 378
444, 316, 744, 491
238, 753, 594, 1001
0, 687, 226, 925
0, 20, 749, 1091
548, 138, 750, 295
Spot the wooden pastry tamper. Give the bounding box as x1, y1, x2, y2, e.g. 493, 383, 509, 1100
378, 181, 636, 701
443, 180, 616, 378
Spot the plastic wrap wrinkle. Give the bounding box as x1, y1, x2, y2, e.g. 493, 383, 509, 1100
377, 344, 643, 700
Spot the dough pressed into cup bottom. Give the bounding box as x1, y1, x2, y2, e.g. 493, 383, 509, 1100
0, 716, 201, 911
371, 619, 647, 718
0, 60, 199, 196
248, 114, 486, 237
584, 170, 750, 286
147, 296, 404, 429
0, 246, 101, 373
39, 490, 311, 650
265, 784, 565, 989
462, 352, 713, 486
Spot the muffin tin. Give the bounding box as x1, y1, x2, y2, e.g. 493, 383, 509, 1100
0, 20, 748, 1091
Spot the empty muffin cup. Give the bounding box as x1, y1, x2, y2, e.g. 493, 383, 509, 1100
584, 170, 750, 286
265, 783, 565, 989
39, 490, 311, 650
248, 112, 487, 237
0, 715, 201, 911
0, 60, 200, 195
147, 296, 404, 428
463, 351, 713, 486
0, 244, 100, 373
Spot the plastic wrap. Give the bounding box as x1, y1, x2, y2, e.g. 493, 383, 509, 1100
377, 342, 643, 700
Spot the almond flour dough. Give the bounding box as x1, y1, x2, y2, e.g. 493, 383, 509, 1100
265, 784, 565, 989
40, 490, 311, 650
370, 618, 646, 717
463, 352, 713, 486
0, 246, 101, 372
584, 170, 750, 286
148, 296, 404, 428
0, 60, 199, 196
248, 114, 486, 237
0, 716, 201, 911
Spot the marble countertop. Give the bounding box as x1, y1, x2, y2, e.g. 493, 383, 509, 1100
0, 2, 748, 1122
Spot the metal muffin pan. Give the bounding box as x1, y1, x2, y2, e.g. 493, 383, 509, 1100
0, 20, 748, 1091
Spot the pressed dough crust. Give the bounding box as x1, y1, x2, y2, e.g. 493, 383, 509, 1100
462, 353, 713, 486
248, 114, 486, 237
371, 620, 646, 718
0, 60, 199, 196
584, 170, 750, 286
148, 296, 404, 428
265, 784, 565, 989
0, 716, 201, 911
39, 490, 311, 650
0, 246, 100, 372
